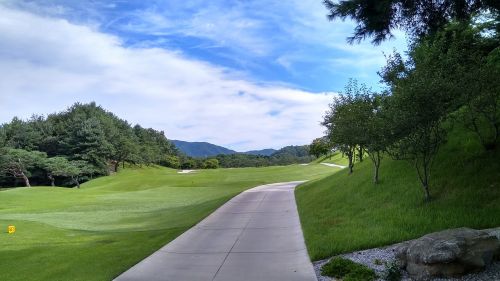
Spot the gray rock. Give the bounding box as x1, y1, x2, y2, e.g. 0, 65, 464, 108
395, 227, 500, 281
485, 227, 500, 259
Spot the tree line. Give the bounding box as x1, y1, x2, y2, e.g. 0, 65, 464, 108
0, 103, 316, 188
0, 102, 181, 188
313, 1, 499, 201
174, 145, 313, 169
215, 145, 313, 168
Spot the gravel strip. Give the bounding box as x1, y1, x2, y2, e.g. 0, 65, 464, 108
313, 242, 500, 281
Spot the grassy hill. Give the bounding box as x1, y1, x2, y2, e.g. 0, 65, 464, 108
296, 125, 500, 261
0, 164, 336, 281
315, 152, 349, 166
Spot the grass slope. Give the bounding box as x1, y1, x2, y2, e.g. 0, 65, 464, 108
315, 152, 350, 166
0, 164, 335, 281
296, 126, 500, 261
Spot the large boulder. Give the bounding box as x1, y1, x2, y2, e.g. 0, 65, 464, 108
485, 227, 500, 259
395, 227, 500, 281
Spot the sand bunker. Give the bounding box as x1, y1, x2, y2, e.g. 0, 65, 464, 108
177, 170, 195, 174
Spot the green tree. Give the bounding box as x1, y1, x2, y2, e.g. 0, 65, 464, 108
0, 102, 181, 187
466, 48, 500, 149
181, 159, 196, 169
162, 155, 181, 169
110, 133, 139, 172
2, 117, 43, 151
68, 117, 114, 173
44, 156, 71, 187
43, 157, 92, 187
323, 0, 499, 44
0, 126, 6, 148
438, 22, 500, 150
380, 48, 452, 201
67, 160, 94, 188
309, 137, 331, 158
0, 148, 46, 187
204, 158, 219, 169
322, 80, 371, 174
363, 93, 390, 184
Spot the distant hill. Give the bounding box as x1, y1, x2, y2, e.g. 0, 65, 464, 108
172, 140, 236, 157
244, 149, 277, 156
172, 140, 279, 158
271, 145, 310, 158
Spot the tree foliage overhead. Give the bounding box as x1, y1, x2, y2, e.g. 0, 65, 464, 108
324, 0, 500, 44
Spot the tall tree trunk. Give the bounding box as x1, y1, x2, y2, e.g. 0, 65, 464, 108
114, 161, 119, 173
415, 158, 432, 201
358, 146, 363, 162
485, 122, 499, 150
373, 155, 380, 184
348, 149, 354, 174
122, 161, 125, 169
72, 176, 80, 188
48, 174, 55, 187
368, 151, 381, 184
423, 182, 431, 201
21, 173, 31, 187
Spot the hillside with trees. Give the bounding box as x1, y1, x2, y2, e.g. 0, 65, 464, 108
243, 149, 276, 156
296, 0, 500, 266
0, 103, 179, 188
172, 140, 277, 157
215, 145, 313, 168
315, 15, 499, 201
171, 140, 236, 157
0, 103, 318, 188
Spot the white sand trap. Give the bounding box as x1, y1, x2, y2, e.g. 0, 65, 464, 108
177, 170, 195, 174
299, 164, 309, 166
321, 163, 347, 169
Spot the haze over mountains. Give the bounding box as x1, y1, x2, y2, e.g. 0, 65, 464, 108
172, 140, 277, 158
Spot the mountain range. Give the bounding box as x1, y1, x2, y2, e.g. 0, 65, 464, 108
171, 140, 277, 158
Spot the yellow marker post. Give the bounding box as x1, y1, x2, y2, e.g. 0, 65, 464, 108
7, 225, 15, 234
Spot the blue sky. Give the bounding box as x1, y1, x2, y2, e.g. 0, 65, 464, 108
0, 0, 407, 150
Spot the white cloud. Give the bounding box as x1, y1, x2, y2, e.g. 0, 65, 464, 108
111, 0, 407, 68
0, 5, 335, 151
273, 0, 408, 73
117, 3, 273, 57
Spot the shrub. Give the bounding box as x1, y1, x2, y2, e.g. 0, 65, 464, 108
382, 261, 402, 281
321, 257, 377, 281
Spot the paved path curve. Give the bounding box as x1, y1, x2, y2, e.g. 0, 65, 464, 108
114, 181, 317, 281
320, 162, 347, 169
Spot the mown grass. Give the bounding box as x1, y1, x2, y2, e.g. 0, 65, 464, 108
296, 126, 500, 261
315, 152, 349, 166
0, 164, 336, 281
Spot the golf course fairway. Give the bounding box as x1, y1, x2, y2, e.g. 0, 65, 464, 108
0, 164, 337, 281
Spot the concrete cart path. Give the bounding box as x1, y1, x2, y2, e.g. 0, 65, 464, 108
320, 162, 347, 169
114, 181, 317, 281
